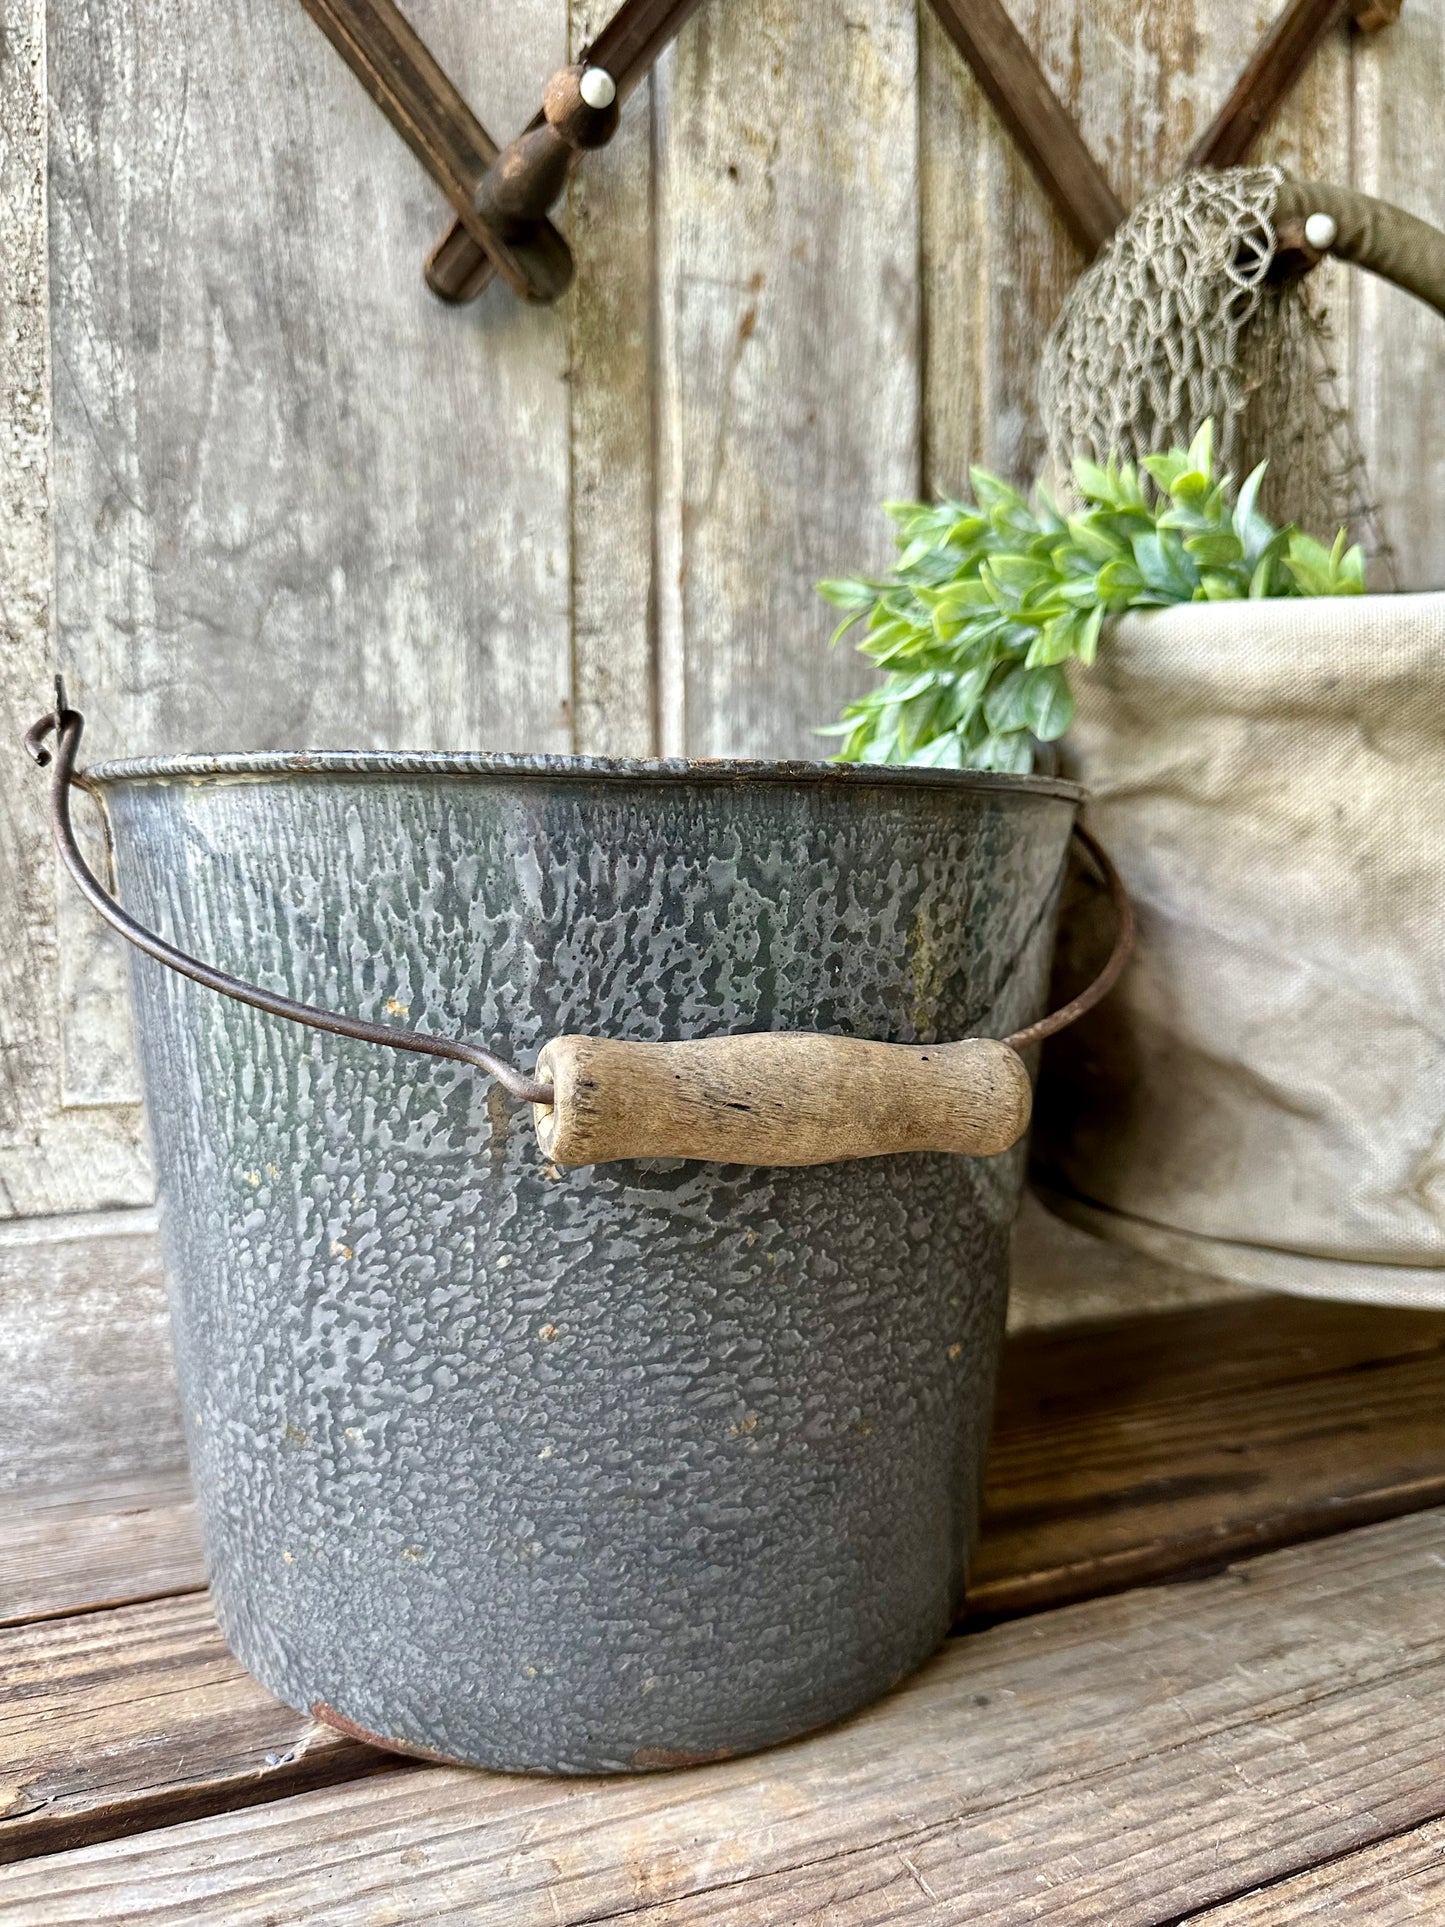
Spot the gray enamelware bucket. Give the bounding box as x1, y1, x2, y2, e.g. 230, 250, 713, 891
70, 744, 1083, 1773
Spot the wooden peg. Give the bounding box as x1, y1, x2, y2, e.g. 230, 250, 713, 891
472, 66, 621, 239
295, 0, 574, 301
1350, 0, 1403, 31
426, 0, 708, 304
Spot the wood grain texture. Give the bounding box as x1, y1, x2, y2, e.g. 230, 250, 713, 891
0, 1479, 202, 1628
34, 0, 577, 1172
535, 1031, 1032, 1165
0, 0, 150, 1219
1354, 0, 1445, 590
9, 1507, 1445, 1921
652, 0, 920, 758
292, 0, 574, 301
1189, 0, 1352, 170
1194, 1815, 1445, 1922
973, 1288, 1445, 1617
44, 0, 573, 765
924, 0, 1123, 256
0, 1592, 389, 1866
0, 0, 50, 1154
425, 0, 708, 304
565, 0, 658, 756
0, 1211, 185, 1500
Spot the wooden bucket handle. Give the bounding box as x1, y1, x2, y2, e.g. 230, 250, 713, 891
532, 824, 1132, 1169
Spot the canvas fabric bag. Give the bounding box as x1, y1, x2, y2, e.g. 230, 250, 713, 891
1031, 592, 1445, 1306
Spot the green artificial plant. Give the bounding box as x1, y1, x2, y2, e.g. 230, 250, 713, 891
818, 422, 1365, 773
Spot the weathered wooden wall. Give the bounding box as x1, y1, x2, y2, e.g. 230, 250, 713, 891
3, 0, 1443, 1228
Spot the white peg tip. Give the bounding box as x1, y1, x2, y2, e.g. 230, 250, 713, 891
1304, 211, 1339, 252
579, 67, 617, 110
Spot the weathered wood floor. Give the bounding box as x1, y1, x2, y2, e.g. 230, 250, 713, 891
4, 1285, 1445, 1922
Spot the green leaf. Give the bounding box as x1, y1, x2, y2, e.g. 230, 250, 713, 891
880, 670, 938, 704
985, 553, 1051, 595
1076, 601, 1105, 666
1232, 461, 1271, 556
1021, 664, 1074, 741
975, 730, 1035, 775
817, 577, 878, 609
1026, 613, 1079, 668
1096, 558, 1144, 603
982, 663, 1032, 734
883, 499, 930, 528
1168, 469, 1213, 507
857, 617, 917, 659
1066, 514, 1129, 564
938, 663, 993, 725
1336, 541, 1366, 593
1142, 450, 1191, 494
1284, 532, 1337, 596
1182, 529, 1244, 567
912, 732, 966, 769
1198, 571, 1243, 601
1141, 526, 1206, 600
969, 468, 1030, 519
1072, 457, 1117, 506
895, 535, 943, 572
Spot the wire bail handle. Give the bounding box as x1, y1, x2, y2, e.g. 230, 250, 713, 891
25, 691, 1132, 1168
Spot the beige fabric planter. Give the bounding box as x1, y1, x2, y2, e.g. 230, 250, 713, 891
1031, 593, 1445, 1306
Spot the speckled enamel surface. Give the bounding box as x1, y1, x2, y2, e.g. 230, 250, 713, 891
96, 756, 1076, 1773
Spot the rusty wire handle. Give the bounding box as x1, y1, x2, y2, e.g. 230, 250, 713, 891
24, 696, 555, 1106
24, 695, 1131, 1157
1004, 823, 1133, 1054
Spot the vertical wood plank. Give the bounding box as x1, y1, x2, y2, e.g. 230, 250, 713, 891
566, 2, 658, 758
0, 0, 60, 1190
45, 0, 573, 766
1353, 0, 1445, 590
920, 0, 1352, 497
653, 0, 921, 759
0, 0, 151, 1218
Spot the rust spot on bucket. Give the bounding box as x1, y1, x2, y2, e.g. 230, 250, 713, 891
310, 1701, 471, 1767
629, 1742, 736, 1771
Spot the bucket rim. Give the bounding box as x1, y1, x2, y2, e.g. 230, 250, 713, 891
82, 747, 1086, 804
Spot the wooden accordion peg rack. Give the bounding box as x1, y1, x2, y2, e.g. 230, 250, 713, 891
296, 0, 1404, 310
295, 0, 704, 304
